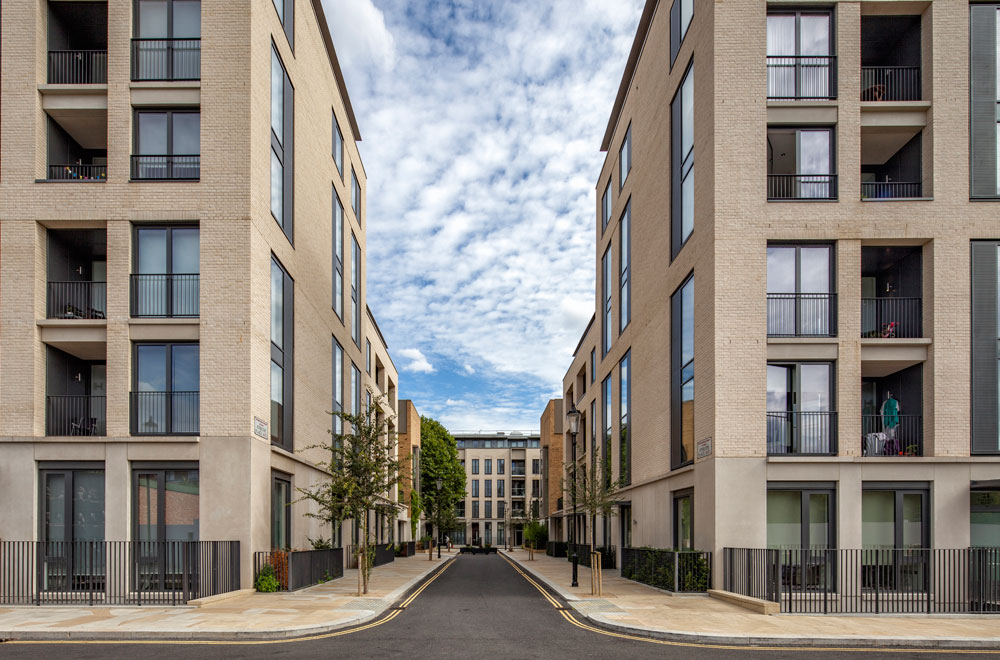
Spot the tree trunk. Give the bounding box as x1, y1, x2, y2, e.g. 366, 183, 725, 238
362, 512, 370, 594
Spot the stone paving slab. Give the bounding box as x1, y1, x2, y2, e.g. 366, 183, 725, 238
501, 549, 1000, 649
0, 551, 457, 641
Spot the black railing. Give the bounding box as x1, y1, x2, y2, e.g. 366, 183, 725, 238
567, 544, 616, 569
512, 468, 526, 476
130, 274, 200, 318
861, 297, 922, 338
131, 38, 201, 81
861, 181, 922, 199
767, 55, 837, 99
546, 541, 568, 558
46, 395, 106, 436
0, 540, 239, 606
47, 164, 107, 181
511, 488, 526, 498
621, 547, 713, 593
768, 174, 838, 200
861, 66, 921, 102
48, 50, 107, 84
862, 414, 923, 457
131, 155, 200, 180
130, 391, 199, 435
766, 411, 837, 455
47, 281, 107, 319
253, 549, 343, 591
723, 547, 1000, 614
767, 293, 837, 337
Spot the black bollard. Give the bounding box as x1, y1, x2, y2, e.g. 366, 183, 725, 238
571, 552, 579, 587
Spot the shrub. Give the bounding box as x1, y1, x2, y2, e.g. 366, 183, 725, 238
309, 537, 333, 550
254, 564, 280, 593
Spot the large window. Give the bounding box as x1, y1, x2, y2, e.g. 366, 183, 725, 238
862, 487, 927, 549
270, 45, 293, 241
351, 167, 361, 219
271, 474, 291, 550
602, 247, 612, 355
351, 363, 361, 417
970, 5, 1000, 197
485, 479, 492, 498
351, 234, 361, 346
485, 459, 492, 475
333, 338, 343, 435
333, 115, 344, 176
601, 180, 611, 232
132, 342, 199, 435
673, 490, 693, 550
271, 0, 293, 48
767, 362, 835, 455
619, 351, 631, 485
671, 63, 694, 257
532, 458, 540, 474
972, 490, 1000, 546
134, 466, 199, 542
671, 274, 694, 469
767, 127, 836, 200
972, 241, 1000, 453
766, 244, 834, 337
133, 0, 201, 81
472, 479, 479, 497
333, 194, 344, 319
133, 110, 199, 180
766, 10, 834, 100
270, 257, 293, 448
485, 501, 492, 519
602, 375, 612, 483
132, 225, 199, 318
39, 466, 105, 590
497, 458, 505, 475
619, 201, 631, 332
670, 0, 693, 66
590, 399, 597, 457
497, 479, 504, 497
472, 459, 479, 475
472, 501, 479, 519
767, 486, 834, 549
618, 124, 632, 192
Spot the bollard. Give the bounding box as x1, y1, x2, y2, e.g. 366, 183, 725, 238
571, 552, 579, 587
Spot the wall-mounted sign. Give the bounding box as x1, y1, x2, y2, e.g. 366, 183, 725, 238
696, 436, 713, 460
254, 416, 268, 440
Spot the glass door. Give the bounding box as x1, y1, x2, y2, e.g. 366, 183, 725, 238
40, 469, 106, 594
767, 365, 793, 453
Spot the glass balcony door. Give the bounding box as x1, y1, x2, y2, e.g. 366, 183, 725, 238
40, 469, 106, 593
767, 244, 834, 336
134, 0, 201, 81
134, 226, 199, 317
767, 11, 833, 99
133, 343, 199, 435
767, 362, 835, 454
134, 468, 200, 592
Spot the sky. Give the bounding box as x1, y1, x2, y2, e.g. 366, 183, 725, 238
322, 0, 644, 431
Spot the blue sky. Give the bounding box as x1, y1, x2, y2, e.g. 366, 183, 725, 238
323, 0, 644, 431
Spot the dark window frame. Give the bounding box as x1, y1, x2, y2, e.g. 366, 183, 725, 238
602, 246, 613, 356
601, 179, 612, 233
472, 459, 479, 475
333, 192, 344, 320
766, 482, 837, 549
270, 43, 294, 244
671, 59, 694, 260
132, 463, 199, 542
271, 0, 294, 50
766, 124, 838, 201
619, 350, 631, 485
969, 4, 1000, 199
765, 8, 837, 100
333, 113, 344, 176
861, 483, 930, 548
132, 108, 200, 180
38, 463, 106, 544
672, 488, 694, 550
766, 241, 837, 337
333, 336, 344, 436
619, 200, 631, 333
131, 341, 200, 436
671, 273, 695, 470
270, 255, 294, 449
131, 223, 200, 318
972, 240, 1000, 453
618, 123, 632, 193
669, 0, 694, 68
271, 472, 292, 550
351, 233, 361, 347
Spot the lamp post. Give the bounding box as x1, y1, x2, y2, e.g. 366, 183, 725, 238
436, 477, 443, 559
565, 403, 581, 588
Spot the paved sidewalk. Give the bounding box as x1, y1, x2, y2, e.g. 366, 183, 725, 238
0, 551, 457, 641
502, 549, 1000, 649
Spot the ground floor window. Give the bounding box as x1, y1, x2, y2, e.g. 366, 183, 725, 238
271, 473, 291, 550
972, 490, 1000, 546
766, 485, 835, 549
39, 465, 105, 591
619, 503, 632, 548
485, 523, 492, 545
862, 487, 927, 549
673, 491, 694, 550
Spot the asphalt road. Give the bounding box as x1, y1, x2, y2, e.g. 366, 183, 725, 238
2, 554, 998, 659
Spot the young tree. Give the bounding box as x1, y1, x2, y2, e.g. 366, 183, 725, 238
419, 417, 466, 548
297, 390, 403, 595
565, 451, 625, 594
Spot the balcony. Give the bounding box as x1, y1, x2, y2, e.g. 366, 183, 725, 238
46, 229, 106, 320
45, 345, 105, 436
511, 488, 527, 498
861, 67, 920, 102
47, 163, 106, 181
861, 246, 923, 338
131, 155, 200, 181
45, 115, 107, 183
47, 2, 107, 84
46, 395, 107, 436
131, 391, 200, 435
767, 174, 837, 201
48, 281, 107, 320
766, 411, 837, 455
862, 414, 922, 456
766, 56, 837, 100
48, 50, 107, 85
862, 364, 923, 457
131, 274, 200, 318
861, 131, 923, 200
131, 39, 201, 81
767, 293, 836, 338
861, 16, 922, 102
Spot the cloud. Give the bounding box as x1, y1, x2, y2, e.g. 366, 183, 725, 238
328, 1, 643, 428
398, 348, 435, 373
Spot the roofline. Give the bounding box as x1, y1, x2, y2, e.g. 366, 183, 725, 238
450, 431, 541, 438
310, 0, 363, 142
365, 306, 397, 373
600, 0, 659, 152
572, 314, 597, 358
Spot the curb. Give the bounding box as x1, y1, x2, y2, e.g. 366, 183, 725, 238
0, 554, 457, 643
500, 551, 1000, 651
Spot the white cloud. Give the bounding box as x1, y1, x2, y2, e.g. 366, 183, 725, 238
398, 348, 435, 373
321, 0, 396, 73
463, 364, 475, 375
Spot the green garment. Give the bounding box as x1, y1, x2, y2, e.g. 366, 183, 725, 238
882, 397, 899, 429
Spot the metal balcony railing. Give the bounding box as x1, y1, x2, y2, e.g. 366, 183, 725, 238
131, 155, 200, 180
47, 281, 107, 319
862, 414, 923, 456
861, 66, 921, 102
48, 50, 107, 84
766, 411, 838, 455
130, 274, 200, 318
131, 38, 201, 81
767, 293, 837, 337
47, 164, 107, 181
861, 297, 922, 338
767, 55, 837, 99
46, 395, 107, 436
861, 181, 922, 199
130, 391, 200, 435
768, 174, 838, 200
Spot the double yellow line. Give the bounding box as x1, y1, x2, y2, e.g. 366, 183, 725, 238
4, 556, 457, 647
499, 553, 999, 656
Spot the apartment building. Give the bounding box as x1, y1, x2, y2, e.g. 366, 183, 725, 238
0, 0, 401, 596
559, 0, 1000, 591
397, 399, 423, 541
453, 431, 542, 546
539, 399, 564, 539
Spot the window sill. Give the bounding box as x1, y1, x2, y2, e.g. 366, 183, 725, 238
861, 197, 932, 202
130, 178, 200, 183
35, 178, 107, 183
767, 198, 839, 203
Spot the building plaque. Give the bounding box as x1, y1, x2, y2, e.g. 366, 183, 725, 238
696, 436, 713, 459
254, 416, 268, 440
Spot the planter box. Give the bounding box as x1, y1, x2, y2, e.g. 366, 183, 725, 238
254, 548, 343, 592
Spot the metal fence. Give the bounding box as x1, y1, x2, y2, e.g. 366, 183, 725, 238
48, 164, 107, 181
767, 55, 837, 99
766, 411, 838, 455
568, 544, 616, 569
766, 293, 836, 337
47, 281, 107, 319
546, 541, 568, 558
130, 391, 200, 435
131, 39, 201, 81
862, 414, 923, 457
131, 155, 200, 180
621, 547, 712, 593
767, 174, 838, 200
48, 50, 107, 84
0, 540, 239, 606
861, 66, 921, 101
46, 395, 106, 436
723, 547, 1000, 614
861, 181, 923, 200
131, 274, 200, 318
861, 297, 922, 338
254, 548, 343, 591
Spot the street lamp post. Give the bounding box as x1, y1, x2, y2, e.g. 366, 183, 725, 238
565, 403, 581, 588
436, 477, 443, 559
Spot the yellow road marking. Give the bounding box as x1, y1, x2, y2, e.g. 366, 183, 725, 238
499, 553, 1000, 656
3, 556, 456, 646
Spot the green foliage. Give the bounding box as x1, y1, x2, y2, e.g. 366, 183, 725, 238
254, 564, 279, 593
409, 491, 423, 539
419, 416, 466, 534
308, 536, 333, 550
620, 548, 711, 592
523, 521, 548, 548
